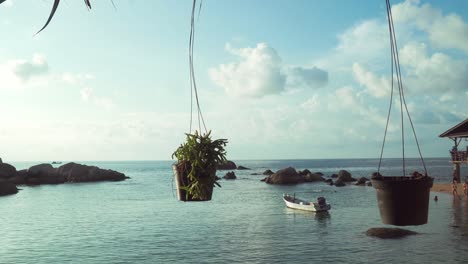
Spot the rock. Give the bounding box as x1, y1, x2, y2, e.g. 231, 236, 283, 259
237, 166, 250, 170
335, 179, 346, 187
298, 169, 312, 176
250, 173, 261, 175
304, 173, 325, 182
263, 169, 274, 176
325, 179, 333, 185
217, 160, 237, 170
337, 170, 356, 182
355, 177, 369, 186
331, 173, 338, 178
0, 181, 18, 196
11, 170, 27, 185
261, 177, 267, 182
27, 163, 65, 184
265, 167, 304, 185
0, 157, 2, 163
0, 163, 17, 179
366, 227, 419, 239
366, 181, 372, 186
223, 171, 236, 180
57, 162, 128, 182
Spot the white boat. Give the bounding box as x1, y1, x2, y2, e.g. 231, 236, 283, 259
283, 193, 331, 212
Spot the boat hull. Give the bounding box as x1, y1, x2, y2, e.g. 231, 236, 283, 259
283, 195, 331, 212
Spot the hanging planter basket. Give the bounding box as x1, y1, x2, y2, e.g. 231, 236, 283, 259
371, 176, 433, 226
172, 162, 216, 202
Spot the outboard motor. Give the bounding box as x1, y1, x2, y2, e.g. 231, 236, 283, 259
317, 197, 326, 205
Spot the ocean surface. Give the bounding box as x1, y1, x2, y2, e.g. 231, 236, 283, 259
1, 158, 467, 263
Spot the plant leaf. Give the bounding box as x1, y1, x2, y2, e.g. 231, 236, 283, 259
35, 0, 61, 35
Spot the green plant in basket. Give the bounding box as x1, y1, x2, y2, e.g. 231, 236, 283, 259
172, 131, 228, 201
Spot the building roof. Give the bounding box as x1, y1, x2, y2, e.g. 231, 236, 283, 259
439, 118, 468, 138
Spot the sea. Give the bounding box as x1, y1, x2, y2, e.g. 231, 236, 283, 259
1, 158, 467, 264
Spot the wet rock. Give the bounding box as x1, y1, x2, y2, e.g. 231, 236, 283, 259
250, 173, 261, 175
304, 173, 325, 182
366, 228, 419, 239
57, 162, 128, 182
298, 169, 312, 176
366, 181, 372, 187
27, 163, 65, 184
0, 181, 18, 196
331, 173, 338, 178
237, 166, 250, 170
335, 179, 346, 187
337, 170, 356, 182
265, 167, 304, 185
223, 171, 236, 180
263, 169, 274, 176
0, 163, 16, 180
355, 177, 369, 186
217, 160, 237, 170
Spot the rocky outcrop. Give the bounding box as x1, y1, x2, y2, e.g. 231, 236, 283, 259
27, 163, 65, 184
355, 177, 369, 186
334, 179, 346, 187
217, 160, 237, 170
57, 162, 128, 182
263, 169, 274, 176
0, 181, 18, 196
304, 173, 325, 182
0, 162, 129, 197
0, 163, 16, 180
265, 167, 304, 185
237, 166, 250, 170
223, 171, 236, 180
366, 228, 419, 239
337, 170, 356, 182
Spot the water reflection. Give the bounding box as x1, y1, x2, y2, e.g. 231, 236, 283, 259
285, 208, 331, 227
451, 196, 468, 236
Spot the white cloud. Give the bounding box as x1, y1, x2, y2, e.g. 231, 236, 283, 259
287, 66, 328, 89
393, 0, 468, 53
12, 54, 49, 81
300, 95, 320, 112
62, 72, 94, 85
209, 43, 286, 97
210, 43, 328, 98
399, 42, 468, 94
0, 54, 49, 89
352, 63, 390, 98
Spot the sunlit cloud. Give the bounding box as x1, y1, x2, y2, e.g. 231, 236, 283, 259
210, 42, 328, 98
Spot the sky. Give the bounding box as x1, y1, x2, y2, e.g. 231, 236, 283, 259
0, 0, 467, 161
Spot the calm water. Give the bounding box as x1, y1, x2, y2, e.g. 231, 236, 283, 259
1, 158, 467, 263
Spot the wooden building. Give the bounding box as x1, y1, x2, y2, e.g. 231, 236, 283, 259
439, 118, 468, 183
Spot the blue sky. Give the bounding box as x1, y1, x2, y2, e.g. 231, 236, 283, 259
0, 0, 467, 161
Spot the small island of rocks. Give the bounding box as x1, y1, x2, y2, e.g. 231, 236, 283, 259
0, 160, 129, 196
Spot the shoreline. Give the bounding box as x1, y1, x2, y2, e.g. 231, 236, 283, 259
431, 183, 467, 197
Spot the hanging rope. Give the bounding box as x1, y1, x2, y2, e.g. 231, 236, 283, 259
188, 0, 208, 134
378, 0, 427, 176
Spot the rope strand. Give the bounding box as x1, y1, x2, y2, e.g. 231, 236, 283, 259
379, 0, 427, 176
188, 0, 207, 134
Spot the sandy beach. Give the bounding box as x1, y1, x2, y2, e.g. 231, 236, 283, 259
431, 183, 467, 197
